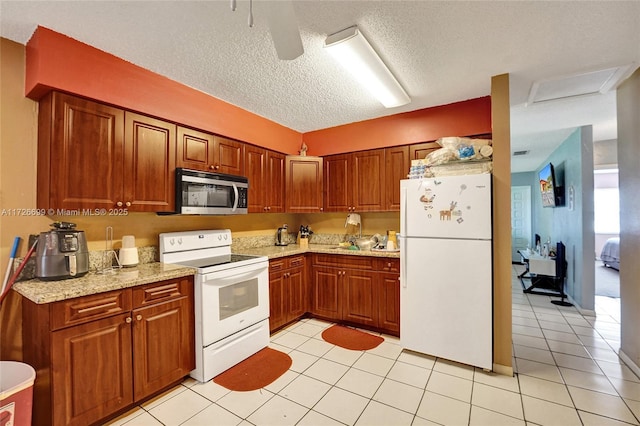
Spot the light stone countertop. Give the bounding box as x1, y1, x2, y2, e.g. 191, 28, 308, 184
12, 262, 196, 304
13, 244, 398, 305
235, 243, 401, 260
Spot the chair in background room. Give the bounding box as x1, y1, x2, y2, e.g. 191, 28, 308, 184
551, 241, 572, 306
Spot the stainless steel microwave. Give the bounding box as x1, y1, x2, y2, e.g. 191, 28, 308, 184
175, 168, 248, 215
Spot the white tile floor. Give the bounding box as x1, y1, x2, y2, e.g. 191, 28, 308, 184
106, 264, 640, 425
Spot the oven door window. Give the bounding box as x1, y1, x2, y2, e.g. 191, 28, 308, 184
182, 183, 232, 209
218, 278, 259, 320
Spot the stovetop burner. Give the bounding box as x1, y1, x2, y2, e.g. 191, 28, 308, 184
177, 254, 264, 270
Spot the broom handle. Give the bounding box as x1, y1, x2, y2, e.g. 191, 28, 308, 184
0, 239, 38, 304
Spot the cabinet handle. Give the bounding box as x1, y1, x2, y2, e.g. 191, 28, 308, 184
125, 201, 131, 207
209, 165, 216, 170
267, 206, 271, 211
116, 201, 123, 207
214, 165, 220, 170
136, 314, 142, 321
125, 317, 132, 323
387, 263, 392, 268
320, 207, 323, 212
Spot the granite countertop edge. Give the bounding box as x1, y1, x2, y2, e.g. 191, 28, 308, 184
13, 263, 196, 305
235, 244, 401, 260
14, 244, 398, 304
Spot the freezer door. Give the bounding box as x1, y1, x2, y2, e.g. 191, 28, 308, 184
400, 237, 492, 370
401, 175, 492, 240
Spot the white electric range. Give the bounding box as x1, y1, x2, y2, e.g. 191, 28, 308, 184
159, 229, 269, 382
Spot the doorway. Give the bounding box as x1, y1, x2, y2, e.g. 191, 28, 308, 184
511, 186, 532, 263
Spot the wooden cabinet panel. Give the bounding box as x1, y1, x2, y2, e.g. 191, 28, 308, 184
410, 141, 440, 160
384, 146, 409, 211
269, 271, 287, 331
124, 112, 176, 212
285, 156, 323, 213
352, 149, 386, 212
245, 145, 267, 212
311, 266, 341, 320
213, 136, 244, 175
269, 256, 307, 332
379, 273, 400, 335
132, 296, 194, 400
323, 154, 351, 212
51, 313, 133, 426
38, 91, 125, 210
51, 289, 132, 330
342, 270, 377, 327
267, 150, 286, 212
176, 126, 215, 171
287, 266, 307, 321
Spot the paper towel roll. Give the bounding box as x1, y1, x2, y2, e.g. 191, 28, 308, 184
346, 213, 361, 226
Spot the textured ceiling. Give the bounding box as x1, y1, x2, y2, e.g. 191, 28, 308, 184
1, 1, 639, 171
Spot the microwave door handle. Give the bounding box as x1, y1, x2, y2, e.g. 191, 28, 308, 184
231, 184, 239, 212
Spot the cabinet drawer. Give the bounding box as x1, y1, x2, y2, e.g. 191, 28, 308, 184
312, 254, 374, 270
51, 289, 132, 331
270, 255, 306, 271
133, 277, 193, 309
377, 258, 400, 273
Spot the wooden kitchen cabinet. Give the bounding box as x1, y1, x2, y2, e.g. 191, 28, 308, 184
285, 156, 323, 213
245, 146, 285, 213
311, 254, 400, 335
37, 92, 176, 212
384, 146, 410, 211
269, 255, 307, 332
324, 149, 386, 212
176, 128, 244, 175
22, 277, 195, 426
409, 141, 440, 160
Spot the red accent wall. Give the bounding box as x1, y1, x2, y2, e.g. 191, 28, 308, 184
302, 97, 492, 156
25, 26, 303, 154
24, 27, 491, 157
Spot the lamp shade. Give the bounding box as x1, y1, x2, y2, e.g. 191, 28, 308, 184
324, 26, 410, 108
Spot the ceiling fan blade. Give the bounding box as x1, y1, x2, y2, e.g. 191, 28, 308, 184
265, 1, 304, 60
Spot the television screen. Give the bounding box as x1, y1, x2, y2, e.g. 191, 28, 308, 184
539, 163, 556, 207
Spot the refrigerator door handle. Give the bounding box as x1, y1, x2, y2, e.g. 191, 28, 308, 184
400, 185, 408, 288
400, 235, 407, 288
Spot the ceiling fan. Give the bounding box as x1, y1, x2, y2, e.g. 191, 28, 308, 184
231, 0, 304, 60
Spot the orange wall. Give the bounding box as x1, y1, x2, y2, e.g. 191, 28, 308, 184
25, 26, 302, 154
303, 97, 492, 156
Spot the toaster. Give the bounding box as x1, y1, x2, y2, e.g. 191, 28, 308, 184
36, 222, 89, 280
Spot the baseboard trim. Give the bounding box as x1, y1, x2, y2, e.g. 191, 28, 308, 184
492, 363, 514, 377
619, 349, 640, 379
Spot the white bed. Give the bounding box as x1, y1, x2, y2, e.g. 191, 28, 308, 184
600, 237, 620, 270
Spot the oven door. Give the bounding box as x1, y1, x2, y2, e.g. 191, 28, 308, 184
197, 261, 269, 346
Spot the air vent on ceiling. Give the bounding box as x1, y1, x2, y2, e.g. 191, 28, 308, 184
513, 150, 529, 156
527, 65, 633, 106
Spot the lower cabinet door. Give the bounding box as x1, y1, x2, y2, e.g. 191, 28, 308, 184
378, 273, 400, 335
132, 297, 194, 400
311, 267, 341, 320
269, 271, 287, 332
342, 270, 378, 327
51, 313, 133, 426
286, 266, 307, 321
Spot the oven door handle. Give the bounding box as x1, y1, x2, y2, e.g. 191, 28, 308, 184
201, 264, 267, 284
231, 183, 239, 212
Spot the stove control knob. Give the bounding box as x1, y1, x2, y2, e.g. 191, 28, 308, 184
177, 238, 183, 245
218, 235, 222, 240
224, 234, 228, 240
169, 238, 175, 246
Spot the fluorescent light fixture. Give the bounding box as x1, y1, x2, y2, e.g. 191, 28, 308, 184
324, 26, 410, 108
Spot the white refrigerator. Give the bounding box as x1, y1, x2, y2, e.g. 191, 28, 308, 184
399, 174, 493, 370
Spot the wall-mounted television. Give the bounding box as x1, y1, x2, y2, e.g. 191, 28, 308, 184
539, 162, 563, 207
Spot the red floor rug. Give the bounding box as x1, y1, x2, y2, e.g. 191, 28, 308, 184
321, 325, 384, 350
213, 347, 292, 391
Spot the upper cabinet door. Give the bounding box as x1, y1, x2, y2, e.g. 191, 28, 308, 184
352, 149, 386, 212
213, 136, 244, 175
124, 112, 176, 212
285, 156, 323, 213
323, 154, 351, 212
244, 145, 266, 212
266, 151, 286, 213
176, 127, 215, 172
409, 141, 440, 160
39, 92, 125, 210
384, 146, 409, 211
